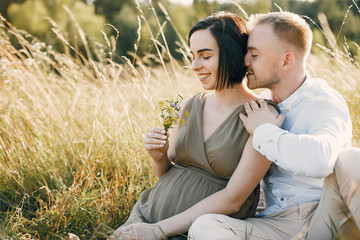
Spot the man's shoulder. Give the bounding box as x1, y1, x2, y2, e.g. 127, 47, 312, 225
297, 78, 350, 123
306, 77, 347, 105
308, 77, 339, 93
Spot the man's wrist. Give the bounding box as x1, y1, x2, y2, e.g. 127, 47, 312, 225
253, 123, 279, 152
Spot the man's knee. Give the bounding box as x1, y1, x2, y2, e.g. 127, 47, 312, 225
188, 214, 219, 238
335, 147, 360, 180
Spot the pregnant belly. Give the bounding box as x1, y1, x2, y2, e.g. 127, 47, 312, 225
140, 164, 227, 223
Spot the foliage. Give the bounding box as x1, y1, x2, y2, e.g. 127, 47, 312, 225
0, 0, 25, 19
7, 0, 107, 56
3, 0, 360, 63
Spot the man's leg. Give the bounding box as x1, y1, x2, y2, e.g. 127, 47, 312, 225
188, 202, 317, 240
307, 147, 360, 239
188, 214, 268, 240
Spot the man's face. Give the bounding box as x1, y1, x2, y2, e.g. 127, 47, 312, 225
245, 23, 283, 90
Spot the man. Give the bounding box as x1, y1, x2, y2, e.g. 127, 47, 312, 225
188, 11, 360, 239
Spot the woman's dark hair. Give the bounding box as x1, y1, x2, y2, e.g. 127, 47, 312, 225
188, 12, 249, 90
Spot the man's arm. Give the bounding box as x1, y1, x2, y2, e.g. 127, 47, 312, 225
240, 99, 351, 177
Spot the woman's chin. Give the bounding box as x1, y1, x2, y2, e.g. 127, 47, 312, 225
201, 83, 215, 91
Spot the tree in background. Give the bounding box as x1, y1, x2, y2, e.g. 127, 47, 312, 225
271, 0, 289, 11
6, 0, 107, 58
287, 0, 360, 60
2, 0, 360, 63
0, 0, 25, 19
88, 0, 136, 24
315, 0, 360, 57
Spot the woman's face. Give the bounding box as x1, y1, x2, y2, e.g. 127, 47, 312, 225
189, 29, 219, 90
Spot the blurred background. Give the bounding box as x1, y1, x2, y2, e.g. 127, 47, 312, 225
1, 0, 359, 63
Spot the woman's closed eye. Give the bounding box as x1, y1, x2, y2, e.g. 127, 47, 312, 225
191, 55, 211, 60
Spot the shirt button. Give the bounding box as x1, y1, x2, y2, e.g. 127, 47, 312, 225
280, 197, 284, 201
269, 182, 273, 185
258, 145, 261, 150
274, 159, 278, 163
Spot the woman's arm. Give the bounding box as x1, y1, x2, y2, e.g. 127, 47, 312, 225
115, 136, 271, 239
157, 137, 271, 236
145, 98, 190, 178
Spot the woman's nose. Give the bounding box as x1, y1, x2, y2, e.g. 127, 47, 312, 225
191, 58, 201, 70
244, 52, 250, 67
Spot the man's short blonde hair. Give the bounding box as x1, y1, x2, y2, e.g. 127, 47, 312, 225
249, 12, 313, 58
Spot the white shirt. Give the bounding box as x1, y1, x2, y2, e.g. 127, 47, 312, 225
254, 76, 352, 217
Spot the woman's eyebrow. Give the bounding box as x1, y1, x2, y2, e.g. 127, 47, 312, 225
197, 48, 213, 53
190, 48, 214, 54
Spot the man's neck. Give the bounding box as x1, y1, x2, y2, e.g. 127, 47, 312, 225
272, 69, 306, 103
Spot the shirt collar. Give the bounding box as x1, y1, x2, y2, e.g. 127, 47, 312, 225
278, 75, 311, 113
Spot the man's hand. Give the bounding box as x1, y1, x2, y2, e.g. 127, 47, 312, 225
239, 99, 285, 135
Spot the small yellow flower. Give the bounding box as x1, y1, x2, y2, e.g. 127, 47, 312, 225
157, 100, 165, 109
180, 118, 186, 126
185, 110, 190, 118
167, 106, 175, 114
163, 118, 172, 126
157, 95, 186, 133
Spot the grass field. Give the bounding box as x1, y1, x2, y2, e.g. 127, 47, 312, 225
0, 9, 359, 240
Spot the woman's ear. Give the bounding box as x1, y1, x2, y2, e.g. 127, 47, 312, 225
282, 51, 294, 70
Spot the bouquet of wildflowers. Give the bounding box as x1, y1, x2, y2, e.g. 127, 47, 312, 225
157, 95, 188, 133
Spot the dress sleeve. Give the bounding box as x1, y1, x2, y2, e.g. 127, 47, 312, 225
264, 99, 280, 114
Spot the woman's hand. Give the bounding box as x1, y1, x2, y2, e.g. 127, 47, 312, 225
144, 127, 169, 161
109, 223, 163, 240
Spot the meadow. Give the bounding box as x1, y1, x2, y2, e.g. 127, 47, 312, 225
0, 5, 359, 240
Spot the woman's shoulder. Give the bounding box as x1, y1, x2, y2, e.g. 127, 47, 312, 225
182, 92, 207, 107
178, 93, 208, 118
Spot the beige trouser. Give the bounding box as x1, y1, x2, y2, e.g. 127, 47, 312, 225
188, 148, 360, 240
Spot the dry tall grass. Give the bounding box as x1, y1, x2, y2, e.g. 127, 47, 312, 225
0, 13, 199, 239
0, 6, 359, 240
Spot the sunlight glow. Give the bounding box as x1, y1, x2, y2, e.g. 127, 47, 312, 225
169, 0, 230, 6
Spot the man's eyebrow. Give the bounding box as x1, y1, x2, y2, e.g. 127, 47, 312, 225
190, 48, 214, 54
247, 46, 257, 51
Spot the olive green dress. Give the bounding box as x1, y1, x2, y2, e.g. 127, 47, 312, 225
123, 93, 261, 239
